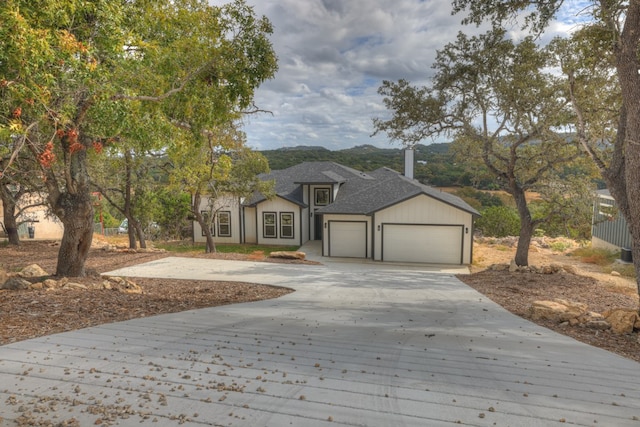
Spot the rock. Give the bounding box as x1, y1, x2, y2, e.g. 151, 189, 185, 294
42, 279, 58, 289
1, 277, 32, 290
62, 282, 88, 290
269, 251, 306, 260
509, 259, 518, 272
583, 320, 611, 330
603, 309, 639, 334
562, 264, 577, 275
610, 271, 621, 277
104, 276, 143, 294
489, 264, 509, 271
19, 264, 49, 278
529, 299, 588, 323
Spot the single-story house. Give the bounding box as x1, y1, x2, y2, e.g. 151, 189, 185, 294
193, 150, 480, 265
0, 194, 64, 241
592, 189, 632, 256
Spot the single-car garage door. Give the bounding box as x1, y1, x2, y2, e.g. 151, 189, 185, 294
329, 221, 367, 258
382, 224, 463, 264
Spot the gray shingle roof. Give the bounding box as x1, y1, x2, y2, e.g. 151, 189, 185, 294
244, 162, 479, 217
317, 167, 479, 216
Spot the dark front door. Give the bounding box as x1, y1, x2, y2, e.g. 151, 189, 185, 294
314, 212, 323, 240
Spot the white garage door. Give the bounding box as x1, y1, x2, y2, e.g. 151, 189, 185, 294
329, 221, 367, 258
382, 224, 463, 264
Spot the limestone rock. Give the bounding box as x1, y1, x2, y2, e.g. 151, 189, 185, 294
104, 276, 143, 294
269, 251, 306, 260
1, 277, 32, 290
19, 264, 49, 278
603, 309, 639, 335
583, 320, 611, 330
509, 259, 518, 272
529, 299, 588, 323
62, 282, 88, 290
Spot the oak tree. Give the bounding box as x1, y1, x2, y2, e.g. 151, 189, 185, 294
452, 0, 640, 295
373, 30, 581, 266
0, 0, 277, 275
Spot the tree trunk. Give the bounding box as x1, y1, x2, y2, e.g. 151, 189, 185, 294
614, 1, 640, 297
192, 191, 216, 253
513, 187, 533, 266
1, 187, 20, 246
55, 192, 94, 277
133, 220, 147, 249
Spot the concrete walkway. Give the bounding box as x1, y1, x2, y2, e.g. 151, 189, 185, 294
1, 258, 640, 426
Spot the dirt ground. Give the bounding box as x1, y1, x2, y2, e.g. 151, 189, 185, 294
1, 236, 639, 364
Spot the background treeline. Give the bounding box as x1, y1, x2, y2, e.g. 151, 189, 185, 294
261, 143, 482, 188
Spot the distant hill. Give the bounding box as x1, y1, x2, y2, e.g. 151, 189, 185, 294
259, 143, 478, 187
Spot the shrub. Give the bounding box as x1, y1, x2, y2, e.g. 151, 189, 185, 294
475, 206, 520, 237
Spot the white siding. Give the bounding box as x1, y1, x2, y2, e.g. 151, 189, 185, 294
193, 195, 241, 244
243, 207, 257, 244
256, 197, 302, 246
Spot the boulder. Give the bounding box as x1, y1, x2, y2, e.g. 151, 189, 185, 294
603, 309, 639, 335
529, 299, 588, 323
19, 264, 49, 278
62, 282, 88, 290
104, 276, 143, 294
269, 251, 306, 260
1, 277, 32, 290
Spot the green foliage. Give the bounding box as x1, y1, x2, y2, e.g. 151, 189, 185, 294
475, 206, 520, 238
453, 187, 503, 211
154, 190, 192, 240
95, 209, 120, 228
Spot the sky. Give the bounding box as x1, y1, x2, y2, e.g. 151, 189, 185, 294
211, 0, 589, 151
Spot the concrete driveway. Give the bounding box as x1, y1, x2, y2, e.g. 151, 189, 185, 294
1, 257, 640, 426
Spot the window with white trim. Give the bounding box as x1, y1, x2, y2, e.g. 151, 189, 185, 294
217, 211, 231, 237
263, 212, 276, 238
280, 212, 294, 239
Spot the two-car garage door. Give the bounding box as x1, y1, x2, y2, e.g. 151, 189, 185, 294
327, 221, 465, 264
382, 224, 463, 264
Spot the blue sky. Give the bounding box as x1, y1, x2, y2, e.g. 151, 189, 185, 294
211, 0, 586, 151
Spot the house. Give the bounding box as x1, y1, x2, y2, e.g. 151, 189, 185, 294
592, 189, 632, 258
193, 150, 480, 265
0, 194, 64, 241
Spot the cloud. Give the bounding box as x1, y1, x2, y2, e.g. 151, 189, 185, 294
210, 0, 576, 151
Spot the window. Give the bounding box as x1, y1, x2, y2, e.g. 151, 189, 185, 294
217, 211, 231, 237
200, 211, 214, 236
315, 188, 330, 206
280, 212, 294, 239
263, 212, 277, 238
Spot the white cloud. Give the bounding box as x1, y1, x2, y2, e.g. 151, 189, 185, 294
209, 0, 579, 151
